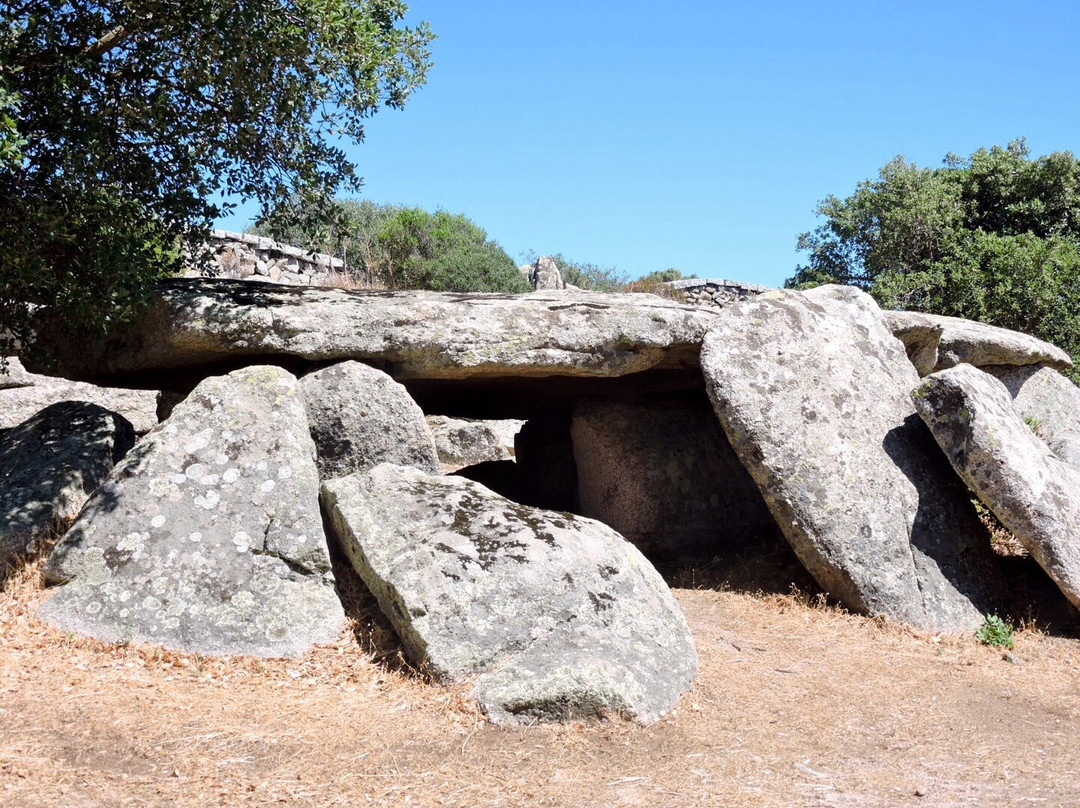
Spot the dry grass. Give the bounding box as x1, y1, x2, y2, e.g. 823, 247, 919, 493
5, 550, 1080, 808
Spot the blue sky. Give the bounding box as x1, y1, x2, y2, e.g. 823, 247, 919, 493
216, 1, 1080, 289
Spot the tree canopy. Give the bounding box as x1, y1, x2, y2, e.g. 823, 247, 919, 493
255, 199, 530, 294
0, 1, 432, 348
787, 140, 1080, 370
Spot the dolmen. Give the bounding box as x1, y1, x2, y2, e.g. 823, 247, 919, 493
4, 277, 1079, 724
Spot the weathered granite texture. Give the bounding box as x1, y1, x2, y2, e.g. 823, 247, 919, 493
571, 396, 777, 559
984, 364, 1080, 471
426, 415, 523, 473
321, 464, 697, 724
884, 310, 1073, 375
299, 361, 440, 479
0, 402, 134, 569
701, 286, 1006, 632
913, 364, 1080, 611
24, 279, 721, 385
0, 357, 158, 432
40, 366, 344, 657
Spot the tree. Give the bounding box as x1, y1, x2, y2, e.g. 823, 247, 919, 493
0, 1, 433, 350
375, 208, 530, 293
788, 140, 1080, 373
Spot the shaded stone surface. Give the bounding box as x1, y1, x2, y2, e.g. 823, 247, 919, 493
321, 464, 697, 725
425, 415, 522, 473
299, 361, 440, 479
0, 357, 158, 432
40, 366, 344, 657
913, 364, 1080, 612
25, 279, 720, 387
884, 311, 1072, 375
0, 402, 134, 569
701, 286, 1006, 632
571, 395, 777, 560
984, 364, 1080, 472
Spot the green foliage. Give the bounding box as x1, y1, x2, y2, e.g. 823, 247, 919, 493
1, 1, 432, 348
376, 208, 529, 293
976, 615, 1016, 649
639, 268, 684, 283
788, 140, 1080, 379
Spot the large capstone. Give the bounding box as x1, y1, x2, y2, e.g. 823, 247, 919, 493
24, 279, 721, 388
571, 395, 777, 560
700, 286, 1006, 632
321, 464, 697, 725
884, 310, 1073, 375
39, 365, 345, 657
299, 361, 440, 479
912, 364, 1080, 612
0, 401, 135, 569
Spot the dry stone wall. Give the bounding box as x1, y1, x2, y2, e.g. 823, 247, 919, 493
191, 231, 345, 287
664, 278, 770, 308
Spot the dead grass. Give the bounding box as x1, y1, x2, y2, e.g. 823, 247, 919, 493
4, 553, 1080, 807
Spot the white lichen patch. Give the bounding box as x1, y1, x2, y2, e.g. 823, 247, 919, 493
150, 515, 167, 528
260, 479, 276, 493
188, 531, 202, 543
277, 466, 293, 480
222, 468, 241, 484
183, 428, 215, 454
194, 491, 220, 510
185, 463, 205, 480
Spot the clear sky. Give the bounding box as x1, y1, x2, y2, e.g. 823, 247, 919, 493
216, 0, 1080, 289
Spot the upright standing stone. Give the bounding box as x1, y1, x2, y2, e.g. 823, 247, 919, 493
700, 286, 1006, 632
571, 396, 777, 560
40, 366, 344, 657
0, 401, 134, 569
299, 361, 440, 480
913, 364, 1080, 611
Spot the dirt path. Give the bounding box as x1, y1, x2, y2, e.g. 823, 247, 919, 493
3, 560, 1080, 808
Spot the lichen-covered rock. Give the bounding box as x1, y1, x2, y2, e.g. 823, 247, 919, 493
426, 415, 522, 473
884, 310, 1073, 375
24, 279, 719, 385
40, 366, 344, 657
0, 402, 134, 569
913, 364, 1080, 611
299, 361, 440, 479
701, 286, 1006, 632
984, 364, 1080, 471
321, 464, 697, 725
0, 357, 158, 432
571, 396, 777, 560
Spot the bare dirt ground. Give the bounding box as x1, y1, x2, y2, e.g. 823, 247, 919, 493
4, 551, 1080, 808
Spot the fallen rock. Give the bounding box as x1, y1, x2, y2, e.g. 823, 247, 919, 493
571, 396, 777, 560
884, 310, 1072, 374
425, 415, 523, 473
40, 365, 345, 657
0, 402, 135, 569
321, 464, 697, 724
983, 364, 1080, 471
701, 286, 1005, 632
299, 361, 440, 479
912, 364, 1080, 611
24, 279, 719, 386
0, 357, 158, 432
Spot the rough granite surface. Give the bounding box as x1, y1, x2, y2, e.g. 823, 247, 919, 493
24, 279, 721, 383
39, 365, 344, 656
0, 401, 134, 568
701, 285, 1006, 632
299, 361, 440, 479
984, 364, 1080, 472
884, 310, 1072, 374
913, 364, 1080, 611
0, 357, 158, 432
321, 464, 697, 725
571, 396, 777, 559
425, 415, 523, 473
